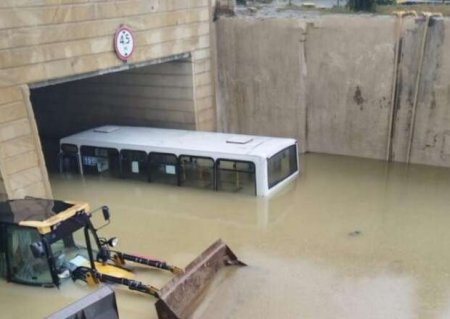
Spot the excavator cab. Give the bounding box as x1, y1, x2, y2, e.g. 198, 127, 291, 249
0, 198, 245, 319
0, 199, 105, 287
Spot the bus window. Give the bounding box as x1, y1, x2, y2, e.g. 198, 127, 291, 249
148, 153, 178, 185
267, 144, 298, 189
217, 159, 256, 195
179, 156, 214, 190
80, 146, 120, 177
59, 144, 80, 174
120, 150, 148, 181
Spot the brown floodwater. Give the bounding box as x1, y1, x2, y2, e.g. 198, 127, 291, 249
2, 153, 450, 319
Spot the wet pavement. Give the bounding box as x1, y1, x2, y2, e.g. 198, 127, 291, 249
2, 153, 450, 318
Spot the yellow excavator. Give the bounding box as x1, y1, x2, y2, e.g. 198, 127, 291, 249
0, 198, 245, 318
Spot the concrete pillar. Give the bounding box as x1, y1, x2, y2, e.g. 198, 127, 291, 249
0, 86, 52, 199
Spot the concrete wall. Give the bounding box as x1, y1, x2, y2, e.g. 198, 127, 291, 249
217, 18, 308, 151
216, 15, 450, 168
0, 0, 215, 199
394, 18, 450, 167
305, 16, 396, 160
389, 17, 424, 164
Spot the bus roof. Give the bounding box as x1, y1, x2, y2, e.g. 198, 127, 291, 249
60, 126, 297, 159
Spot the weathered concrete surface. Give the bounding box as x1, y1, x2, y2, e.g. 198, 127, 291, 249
216, 15, 450, 168
305, 15, 396, 160
216, 18, 308, 151
406, 18, 450, 167
389, 17, 424, 163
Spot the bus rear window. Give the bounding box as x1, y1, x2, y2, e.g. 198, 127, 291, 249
267, 144, 298, 189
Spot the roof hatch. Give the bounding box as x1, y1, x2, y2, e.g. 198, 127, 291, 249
226, 136, 253, 144
93, 126, 120, 133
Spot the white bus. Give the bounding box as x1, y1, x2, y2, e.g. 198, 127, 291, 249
59, 126, 299, 196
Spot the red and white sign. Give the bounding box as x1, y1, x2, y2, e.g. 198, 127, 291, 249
114, 26, 135, 62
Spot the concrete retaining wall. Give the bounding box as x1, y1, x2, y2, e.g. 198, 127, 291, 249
305, 15, 396, 160
216, 15, 450, 168
400, 18, 450, 167
217, 18, 308, 152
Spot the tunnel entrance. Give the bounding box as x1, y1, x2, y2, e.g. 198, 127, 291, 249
29, 55, 196, 173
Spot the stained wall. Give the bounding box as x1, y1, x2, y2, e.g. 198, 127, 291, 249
216, 15, 450, 168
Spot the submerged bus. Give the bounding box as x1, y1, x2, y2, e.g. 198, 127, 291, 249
59, 126, 299, 196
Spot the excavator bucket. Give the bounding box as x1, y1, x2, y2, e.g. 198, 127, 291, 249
155, 239, 246, 319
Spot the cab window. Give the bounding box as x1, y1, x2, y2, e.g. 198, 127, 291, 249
6, 226, 52, 286
48, 225, 97, 281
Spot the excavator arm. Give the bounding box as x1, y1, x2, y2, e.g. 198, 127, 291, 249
75, 239, 245, 319
72, 266, 160, 297
111, 251, 183, 275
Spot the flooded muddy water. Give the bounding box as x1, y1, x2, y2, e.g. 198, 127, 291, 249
2, 153, 450, 318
